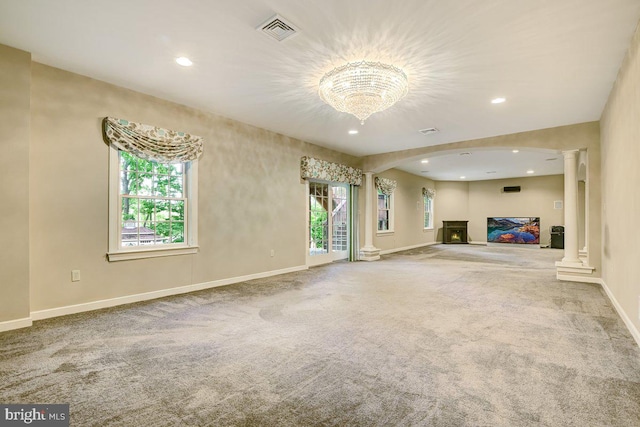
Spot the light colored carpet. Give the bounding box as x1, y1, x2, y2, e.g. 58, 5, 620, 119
1, 244, 639, 426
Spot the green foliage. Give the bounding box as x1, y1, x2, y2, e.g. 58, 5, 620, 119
120, 152, 186, 243
309, 199, 328, 249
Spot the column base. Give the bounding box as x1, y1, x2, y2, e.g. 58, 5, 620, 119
556, 260, 595, 282
557, 258, 583, 268
360, 246, 381, 262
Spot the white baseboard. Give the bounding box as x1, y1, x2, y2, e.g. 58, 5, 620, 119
0, 317, 32, 333
380, 241, 438, 255
31, 265, 308, 321
599, 279, 640, 348
556, 274, 603, 284
469, 241, 488, 245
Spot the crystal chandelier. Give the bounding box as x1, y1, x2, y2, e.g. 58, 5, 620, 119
319, 60, 409, 124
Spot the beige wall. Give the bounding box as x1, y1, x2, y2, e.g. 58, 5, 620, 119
28, 62, 359, 312
0, 45, 31, 323
370, 169, 436, 252
467, 175, 564, 245
433, 176, 563, 245
433, 181, 469, 242
600, 22, 640, 332
366, 122, 602, 275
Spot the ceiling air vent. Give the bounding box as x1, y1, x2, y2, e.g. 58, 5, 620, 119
419, 128, 439, 135
257, 14, 299, 42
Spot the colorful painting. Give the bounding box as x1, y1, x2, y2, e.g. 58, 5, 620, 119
487, 217, 540, 244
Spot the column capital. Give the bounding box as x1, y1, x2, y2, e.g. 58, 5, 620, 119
562, 149, 580, 157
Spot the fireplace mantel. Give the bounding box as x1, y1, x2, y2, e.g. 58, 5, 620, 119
443, 221, 469, 244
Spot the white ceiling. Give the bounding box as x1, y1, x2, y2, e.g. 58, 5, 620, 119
397, 148, 563, 181
1, 0, 639, 179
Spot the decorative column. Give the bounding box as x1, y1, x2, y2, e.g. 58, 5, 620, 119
556, 149, 595, 281
578, 150, 588, 257
360, 172, 380, 261
578, 180, 587, 257
559, 150, 582, 266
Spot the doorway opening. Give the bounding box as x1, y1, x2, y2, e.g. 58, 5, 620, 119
307, 181, 349, 266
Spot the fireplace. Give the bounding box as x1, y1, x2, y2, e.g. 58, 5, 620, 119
443, 221, 468, 244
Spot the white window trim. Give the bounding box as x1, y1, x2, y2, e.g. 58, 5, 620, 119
107, 145, 199, 261
424, 194, 434, 230
377, 191, 394, 234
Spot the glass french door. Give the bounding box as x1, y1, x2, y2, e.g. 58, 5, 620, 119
307, 181, 349, 266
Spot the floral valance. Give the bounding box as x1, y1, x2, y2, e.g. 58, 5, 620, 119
375, 177, 397, 195
300, 156, 362, 186
422, 187, 436, 198
103, 117, 203, 163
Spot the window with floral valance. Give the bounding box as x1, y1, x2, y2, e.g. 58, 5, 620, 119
103, 117, 203, 261
422, 187, 436, 229
375, 177, 397, 232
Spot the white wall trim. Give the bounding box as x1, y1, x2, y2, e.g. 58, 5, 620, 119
31, 265, 308, 321
599, 279, 640, 348
0, 317, 32, 333
380, 241, 438, 255
108, 146, 199, 262
469, 241, 488, 246
107, 246, 199, 262
556, 274, 602, 284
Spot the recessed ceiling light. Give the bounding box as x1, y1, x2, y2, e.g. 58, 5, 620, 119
176, 57, 193, 67
527, 170, 535, 174
486, 171, 497, 174
421, 170, 430, 173
348, 130, 358, 135
421, 159, 429, 164
460, 176, 466, 179
512, 150, 519, 153
460, 152, 471, 156
492, 97, 506, 104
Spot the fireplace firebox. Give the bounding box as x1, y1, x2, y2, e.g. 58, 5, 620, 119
443, 220, 469, 244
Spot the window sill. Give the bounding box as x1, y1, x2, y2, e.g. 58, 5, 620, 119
108, 246, 199, 262
423, 227, 434, 231
377, 230, 394, 236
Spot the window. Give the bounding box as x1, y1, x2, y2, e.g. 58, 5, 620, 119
377, 190, 393, 232
424, 193, 433, 229
108, 148, 198, 261
309, 182, 329, 256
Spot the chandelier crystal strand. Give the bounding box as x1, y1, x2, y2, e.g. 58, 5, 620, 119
319, 61, 409, 124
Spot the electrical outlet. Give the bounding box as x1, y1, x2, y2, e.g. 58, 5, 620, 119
71, 270, 81, 282
270, 249, 275, 257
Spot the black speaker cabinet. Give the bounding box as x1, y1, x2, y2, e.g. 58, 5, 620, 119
503, 186, 521, 193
